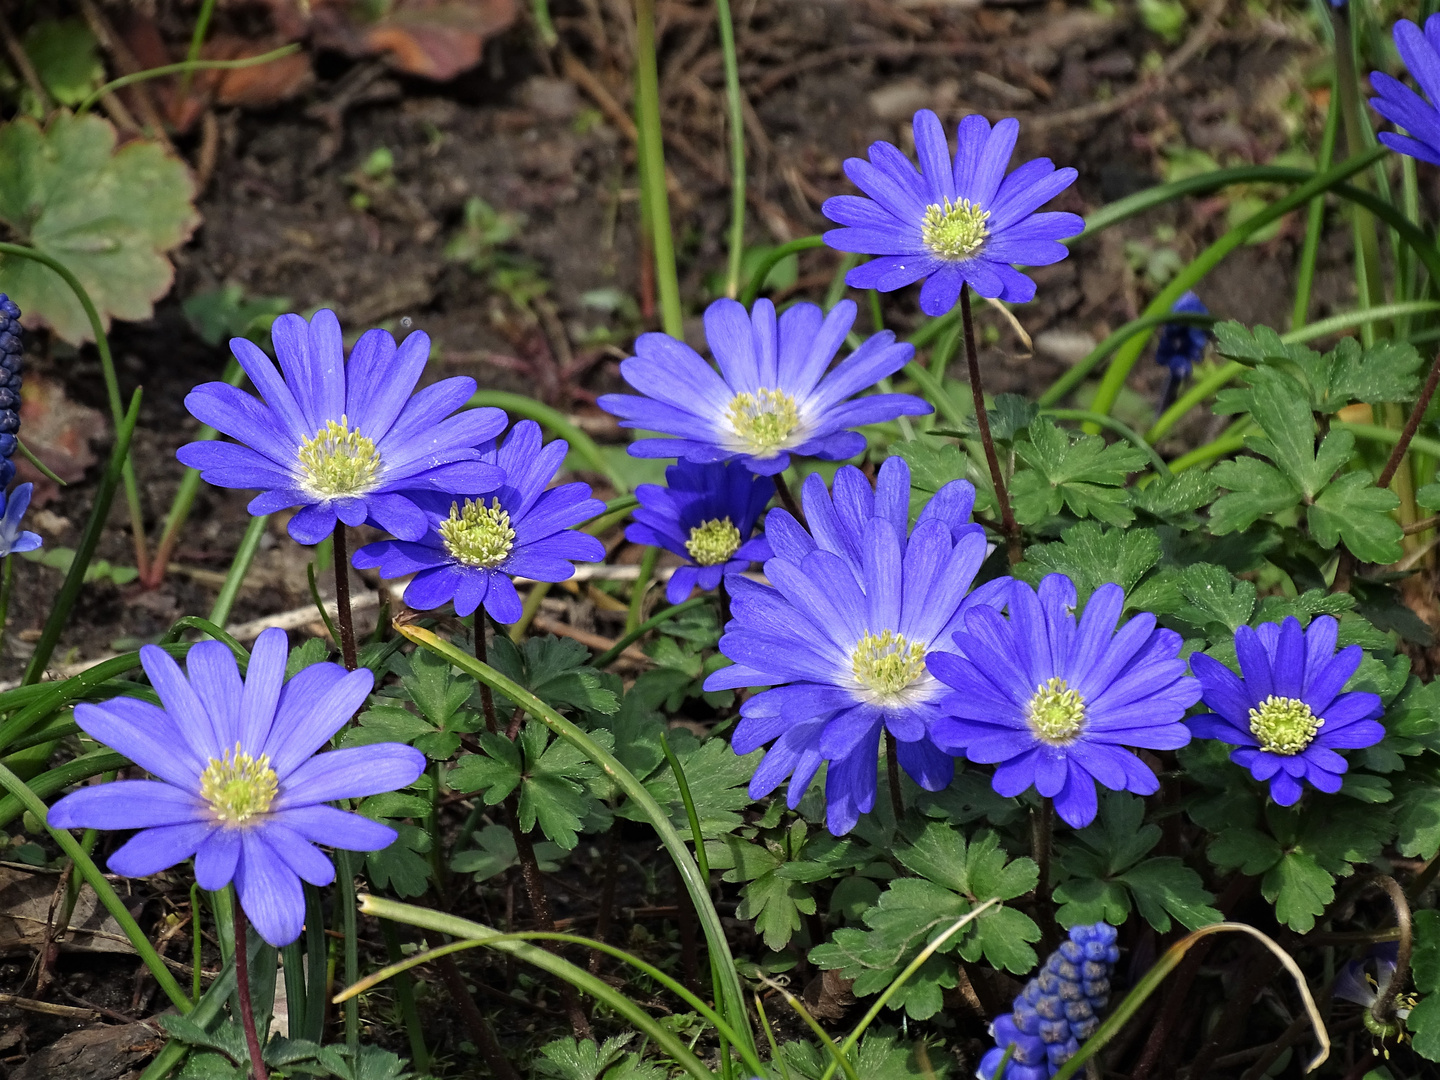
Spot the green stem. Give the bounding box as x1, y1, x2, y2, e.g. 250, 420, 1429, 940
0, 555, 14, 658
0, 243, 149, 579
1169, 432, 1249, 474
634, 0, 683, 337
180, 0, 218, 96
466, 390, 628, 492
509, 580, 551, 641
0, 758, 191, 1011
1335, 420, 1440, 461
715, 0, 746, 298
0, 750, 127, 830
740, 236, 827, 307
77, 45, 301, 115
530, 0, 559, 47
392, 624, 758, 1062
23, 389, 142, 685
590, 596, 707, 668
338, 850, 360, 1055
1087, 148, 1385, 422
1292, 87, 1341, 330
208, 515, 268, 628
625, 547, 659, 636
380, 921, 430, 1074
1333, 6, 1388, 337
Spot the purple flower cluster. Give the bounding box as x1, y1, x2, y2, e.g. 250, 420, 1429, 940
0, 294, 23, 489
979, 922, 1120, 1080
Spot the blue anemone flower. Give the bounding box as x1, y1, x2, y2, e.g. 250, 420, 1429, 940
352, 420, 605, 624
0, 483, 41, 556
627, 460, 774, 605
48, 628, 426, 946
929, 575, 1199, 828
596, 297, 929, 476
821, 110, 1084, 315
178, 309, 508, 546
1187, 616, 1385, 806
1371, 15, 1440, 167
702, 457, 1009, 835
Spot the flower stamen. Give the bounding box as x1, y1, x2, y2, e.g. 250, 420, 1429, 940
296, 416, 381, 499
852, 630, 927, 699
726, 389, 800, 456
686, 517, 741, 566
440, 498, 517, 569
1027, 677, 1086, 744
1248, 695, 1323, 755
200, 745, 278, 825
921, 197, 991, 260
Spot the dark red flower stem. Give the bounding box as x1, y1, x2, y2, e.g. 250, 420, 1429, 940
1378, 347, 1440, 490
233, 904, 269, 1080
475, 622, 500, 734
959, 286, 1021, 565
772, 472, 806, 528
332, 522, 358, 672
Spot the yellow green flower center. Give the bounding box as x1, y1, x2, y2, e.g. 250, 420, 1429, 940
726, 389, 800, 456
921, 197, 991, 260
296, 416, 381, 499
686, 517, 741, 566
1248, 695, 1322, 755
852, 630, 928, 698
440, 498, 516, 568
199, 745, 278, 825
1026, 677, 1086, 744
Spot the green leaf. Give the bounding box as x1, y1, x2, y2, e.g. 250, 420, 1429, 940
1305, 337, 1423, 409
1053, 875, 1132, 927
632, 738, 760, 839
1118, 858, 1220, 932
489, 634, 620, 716
737, 864, 817, 951
1166, 563, 1256, 636
363, 822, 432, 898
535, 1034, 635, 1080
447, 732, 522, 804
1012, 417, 1147, 527
1261, 851, 1333, 933
1133, 469, 1218, 523
450, 823, 563, 882
22, 20, 102, 106
1212, 321, 1318, 370
1408, 993, 1440, 1062
1016, 521, 1162, 600
1395, 781, 1440, 859
1207, 827, 1283, 876
1411, 910, 1440, 994
1307, 470, 1403, 563
514, 721, 607, 850
0, 112, 199, 344
894, 439, 972, 494
1209, 458, 1301, 534
1418, 483, 1440, 511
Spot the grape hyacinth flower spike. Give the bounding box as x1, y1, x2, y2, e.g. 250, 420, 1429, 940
627, 460, 774, 604
1187, 616, 1385, 806
0, 483, 42, 557
929, 574, 1200, 828
0, 294, 24, 489
1154, 291, 1209, 411
703, 457, 1011, 835
822, 109, 1084, 314
47, 628, 426, 946
597, 297, 929, 476
978, 922, 1121, 1080
178, 309, 509, 545
353, 420, 605, 624
1370, 15, 1440, 167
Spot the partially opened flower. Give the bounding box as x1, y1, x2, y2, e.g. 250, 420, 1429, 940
0, 483, 41, 556
1155, 292, 1210, 410
597, 297, 929, 476
929, 575, 1200, 828
48, 628, 425, 946
1335, 944, 1412, 1021
178, 309, 508, 546
1187, 616, 1384, 806
627, 460, 774, 604
703, 457, 1009, 835
821, 109, 1084, 315
1370, 15, 1440, 167
353, 420, 605, 624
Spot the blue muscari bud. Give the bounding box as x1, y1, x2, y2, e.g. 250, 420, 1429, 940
975, 923, 1122, 1080
1154, 291, 1209, 411
0, 295, 22, 489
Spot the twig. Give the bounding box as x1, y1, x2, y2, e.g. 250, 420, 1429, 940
1379, 348, 1440, 489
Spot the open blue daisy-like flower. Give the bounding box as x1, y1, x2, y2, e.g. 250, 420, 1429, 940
821, 109, 1084, 315
929, 575, 1200, 828
1187, 616, 1384, 806
703, 457, 1009, 835
48, 628, 425, 946
0, 483, 41, 557
352, 420, 605, 625
178, 309, 509, 546
1371, 15, 1440, 167
597, 297, 929, 476
627, 460, 774, 605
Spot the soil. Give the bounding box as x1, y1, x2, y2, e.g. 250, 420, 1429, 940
0, 0, 1397, 1073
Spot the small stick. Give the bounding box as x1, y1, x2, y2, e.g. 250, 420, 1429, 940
233, 905, 269, 1080
1379, 347, 1440, 489
959, 287, 1021, 564
772, 472, 806, 527
332, 523, 358, 672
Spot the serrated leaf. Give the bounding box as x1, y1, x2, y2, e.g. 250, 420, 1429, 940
737, 868, 817, 951
1244, 367, 1321, 492
447, 732, 522, 803
1261, 851, 1333, 933
1412, 910, 1440, 994
364, 822, 431, 898
1307, 337, 1423, 408
23, 20, 102, 106
1418, 483, 1440, 511
960, 903, 1040, 973
535, 1034, 634, 1080
1174, 563, 1256, 633
1119, 857, 1220, 932
1133, 469, 1217, 522
450, 823, 563, 881
894, 439, 971, 494
1408, 993, 1440, 1061
398, 646, 475, 727
1012, 417, 1147, 527
1209, 458, 1301, 534
1396, 782, 1440, 860
1016, 521, 1162, 600
1212, 321, 1319, 372
1207, 828, 1283, 876
0, 112, 199, 344
1308, 471, 1403, 563
489, 634, 620, 716
633, 738, 760, 839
